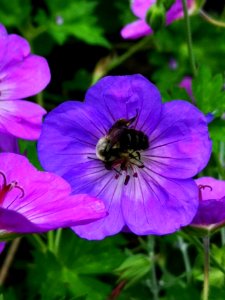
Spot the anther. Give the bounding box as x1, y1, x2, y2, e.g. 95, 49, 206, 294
133, 172, 138, 178
124, 175, 130, 186
10, 181, 25, 199
115, 174, 119, 180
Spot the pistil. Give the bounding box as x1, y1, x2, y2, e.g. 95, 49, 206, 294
0, 172, 24, 205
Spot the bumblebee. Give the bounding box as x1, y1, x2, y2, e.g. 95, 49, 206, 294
96, 115, 149, 171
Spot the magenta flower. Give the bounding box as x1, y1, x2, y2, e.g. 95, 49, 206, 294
121, 0, 195, 39
190, 177, 225, 233
38, 74, 211, 240
0, 153, 106, 239
0, 24, 50, 140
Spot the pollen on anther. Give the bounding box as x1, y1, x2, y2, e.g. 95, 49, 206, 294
124, 175, 130, 185
115, 174, 119, 180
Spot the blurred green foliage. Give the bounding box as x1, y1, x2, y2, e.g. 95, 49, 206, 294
1, 0, 225, 299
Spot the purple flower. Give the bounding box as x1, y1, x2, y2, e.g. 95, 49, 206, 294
121, 0, 195, 39
0, 153, 106, 239
38, 74, 211, 240
0, 24, 50, 140
190, 177, 225, 233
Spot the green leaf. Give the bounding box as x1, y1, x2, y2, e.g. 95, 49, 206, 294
115, 254, 151, 287
18, 140, 42, 170
192, 66, 225, 116
209, 119, 225, 143
36, 0, 110, 47
0, 0, 31, 27
58, 230, 126, 275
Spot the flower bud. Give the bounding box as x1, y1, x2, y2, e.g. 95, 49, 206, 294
146, 3, 166, 32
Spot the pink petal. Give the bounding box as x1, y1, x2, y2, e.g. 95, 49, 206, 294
121, 20, 152, 39
131, 0, 156, 18
0, 100, 46, 140
0, 54, 50, 100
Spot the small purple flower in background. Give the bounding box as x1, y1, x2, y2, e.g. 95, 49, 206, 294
56, 16, 64, 26
190, 177, 225, 234
0, 153, 106, 239
179, 76, 193, 100
0, 24, 50, 140
121, 0, 195, 39
168, 58, 178, 70
38, 74, 211, 240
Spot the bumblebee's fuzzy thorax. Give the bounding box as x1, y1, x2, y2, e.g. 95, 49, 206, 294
95, 116, 149, 179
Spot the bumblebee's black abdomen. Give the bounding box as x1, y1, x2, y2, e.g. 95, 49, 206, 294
120, 129, 149, 151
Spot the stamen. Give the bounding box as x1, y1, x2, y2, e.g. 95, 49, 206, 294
124, 175, 130, 186
0, 171, 25, 205
115, 174, 119, 180
198, 184, 212, 201
133, 172, 138, 178
9, 181, 25, 199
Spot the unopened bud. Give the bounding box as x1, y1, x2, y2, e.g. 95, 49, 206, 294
146, 3, 166, 32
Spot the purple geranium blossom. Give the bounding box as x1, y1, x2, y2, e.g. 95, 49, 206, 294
0, 153, 106, 239
190, 177, 225, 233
0, 24, 50, 140
121, 0, 195, 39
38, 74, 211, 240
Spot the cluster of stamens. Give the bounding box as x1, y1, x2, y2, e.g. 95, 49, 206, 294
0, 171, 24, 205
113, 150, 145, 185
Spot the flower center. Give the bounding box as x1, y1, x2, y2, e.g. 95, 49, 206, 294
0, 171, 24, 205
94, 116, 149, 185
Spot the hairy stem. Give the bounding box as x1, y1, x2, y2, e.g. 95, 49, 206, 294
0, 238, 21, 285
181, 0, 197, 76
203, 236, 210, 300
178, 236, 192, 283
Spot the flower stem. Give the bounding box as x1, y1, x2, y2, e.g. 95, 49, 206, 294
203, 236, 210, 300
31, 234, 47, 252
177, 236, 191, 283
0, 238, 21, 285
54, 228, 62, 255
179, 232, 225, 274
47, 231, 55, 252
148, 237, 159, 300
151, 255, 159, 300
181, 0, 197, 76
200, 10, 225, 28
36, 92, 44, 107
91, 36, 152, 84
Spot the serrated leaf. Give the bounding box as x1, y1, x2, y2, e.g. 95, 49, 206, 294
192, 66, 225, 116
37, 0, 110, 47
0, 0, 31, 27
115, 254, 151, 287
209, 119, 225, 142
58, 229, 126, 275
